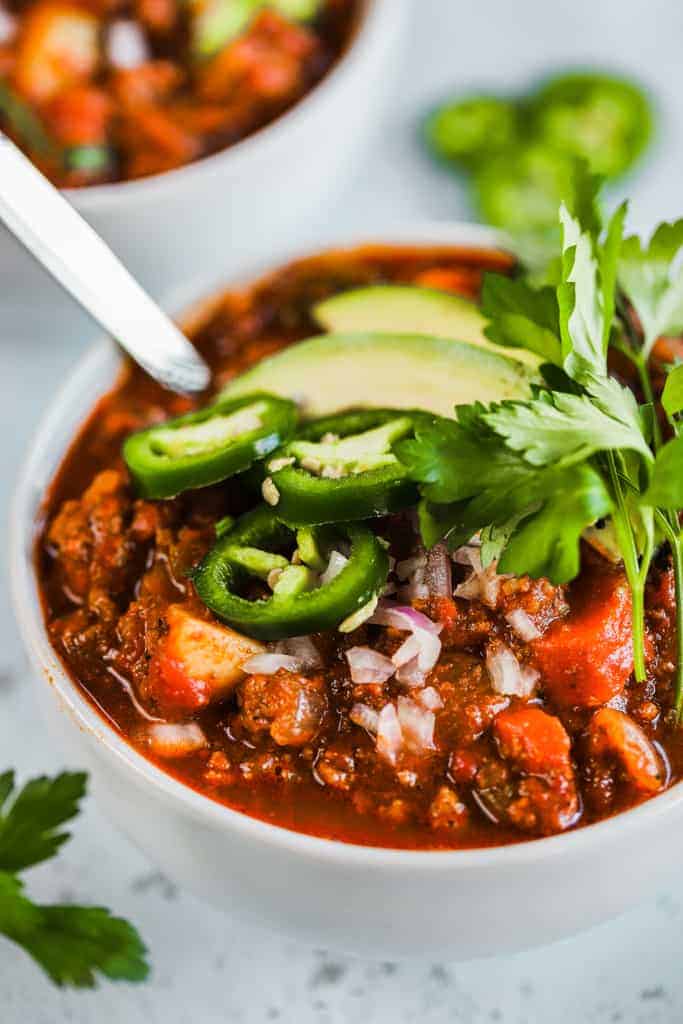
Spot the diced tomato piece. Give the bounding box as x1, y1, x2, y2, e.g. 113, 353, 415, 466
45, 84, 111, 144
13, 3, 100, 104
532, 569, 633, 708
147, 605, 264, 715
494, 706, 572, 776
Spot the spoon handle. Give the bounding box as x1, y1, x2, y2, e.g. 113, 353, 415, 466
0, 133, 210, 394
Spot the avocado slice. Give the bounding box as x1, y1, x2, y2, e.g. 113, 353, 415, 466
222, 332, 534, 419
313, 285, 540, 368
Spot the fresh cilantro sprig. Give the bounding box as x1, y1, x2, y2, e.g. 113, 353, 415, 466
0, 770, 149, 988
398, 179, 683, 710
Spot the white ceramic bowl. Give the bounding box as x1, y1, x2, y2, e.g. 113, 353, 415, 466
11, 222, 683, 960
0, 0, 407, 295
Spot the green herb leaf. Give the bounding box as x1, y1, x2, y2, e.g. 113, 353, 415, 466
558, 201, 605, 377
0, 871, 149, 988
661, 363, 683, 419
498, 464, 612, 582
395, 409, 531, 505
557, 197, 626, 383
0, 772, 86, 872
481, 273, 562, 361
619, 220, 683, 356
642, 435, 683, 508
483, 391, 651, 466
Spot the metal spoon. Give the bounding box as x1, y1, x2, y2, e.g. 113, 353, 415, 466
0, 132, 211, 394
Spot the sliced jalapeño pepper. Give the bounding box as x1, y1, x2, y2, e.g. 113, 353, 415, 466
193, 505, 389, 641
260, 409, 428, 526
531, 72, 652, 179
123, 392, 297, 499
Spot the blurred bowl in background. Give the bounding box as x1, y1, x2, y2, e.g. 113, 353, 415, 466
0, 0, 408, 297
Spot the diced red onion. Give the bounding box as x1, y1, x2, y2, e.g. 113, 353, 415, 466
391, 633, 422, 668
417, 686, 444, 711
320, 550, 348, 586
370, 601, 442, 636
395, 656, 426, 688
376, 703, 403, 765
346, 646, 395, 684
350, 702, 380, 734
147, 722, 207, 758
392, 630, 441, 673
453, 543, 505, 608
505, 608, 541, 642
396, 552, 429, 601
453, 542, 482, 569
274, 635, 321, 669
107, 20, 149, 68
397, 696, 435, 752
485, 643, 539, 697
241, 652, 301, 675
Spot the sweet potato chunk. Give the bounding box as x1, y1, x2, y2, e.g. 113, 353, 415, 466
493, 706, 572, 776
532, 569, 633, 708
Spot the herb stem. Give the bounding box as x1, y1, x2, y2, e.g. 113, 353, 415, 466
635, 352, 663, 450
606, 452, 647, 681
656, 510, 683, 718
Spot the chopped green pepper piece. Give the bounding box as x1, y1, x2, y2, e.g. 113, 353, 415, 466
215, 514, 235, 537
295, 526, 329, 570
264, 409, 427, 526
123, 392, 297, 499
532, 72, 652, 178
272, 564, 316, 597
193, 505, 389, 641
64, 144, 114, 178
222, 545, 289, 580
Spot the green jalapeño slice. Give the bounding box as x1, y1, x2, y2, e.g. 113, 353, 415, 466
260, 409, 431, 526
123, 392, 297, 499
193, 505, 389, 641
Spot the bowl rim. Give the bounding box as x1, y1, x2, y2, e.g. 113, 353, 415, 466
11, 217, 683, 871
61, 0, 396, 213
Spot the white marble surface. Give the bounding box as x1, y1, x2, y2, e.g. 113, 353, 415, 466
3, 1, 683, 1019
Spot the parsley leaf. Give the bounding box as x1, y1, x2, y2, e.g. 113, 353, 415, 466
0, 771, 86, 872
661, 363, 683, 420
558, 200, 626, 382
0, 872, 148, 988
395, 411, 529, 505
497, 464, 611, 582
643, 435, 683, 509
0, 772, 149, 988
619, 220, 683, 356
481, 273, 562, 362
483, 391, 651, 466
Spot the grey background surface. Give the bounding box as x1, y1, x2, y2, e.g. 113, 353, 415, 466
2, 1, 683, 1020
